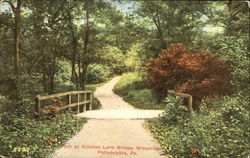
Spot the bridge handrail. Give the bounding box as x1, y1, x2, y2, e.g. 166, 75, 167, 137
35, 90, 93, 117
167, 90, 193, 113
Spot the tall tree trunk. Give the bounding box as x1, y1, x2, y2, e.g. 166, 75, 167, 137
82, 8, 90, 90
149, 3, 167, 50
152, 16, 167, 49
158, 29, 167, 49
78, 59, 81, 90
42, 69, 48, 93
9, 0, 22, 99
47, 68, 54, 94
50, 74, 54, 94
68, 12, 79, 90
48, 55, 56, 94
14, 0, 21, 75
82, 63, 88, 90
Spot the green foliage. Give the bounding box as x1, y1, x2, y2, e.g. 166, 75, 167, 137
114, 72, 148, 96
0, 69, 18, 99
124, 43, 144, 72
137, 1, 210, 50
126, 89, 164, 110
223, 1, 249, 36
114, 72, 164, 110
101, 46, 127, 74
0, 95, 11, 112
160, 96, 190, 125
0, 94, 35, 118
86, 64, 111, 84
198, 34, 249, 93
55, 60, 74, 90
0, 112, 86, 158
217, 35, 249, 93
147, 94, 250, 158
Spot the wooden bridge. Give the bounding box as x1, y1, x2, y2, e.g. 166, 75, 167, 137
35, 89, 193, 118
35, 91, 93, 116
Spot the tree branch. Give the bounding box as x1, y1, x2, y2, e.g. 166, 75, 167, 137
48, 3, 77, 28
29, 53, 45, 73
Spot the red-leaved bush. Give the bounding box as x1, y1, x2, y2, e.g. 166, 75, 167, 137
147, 44, 232, 109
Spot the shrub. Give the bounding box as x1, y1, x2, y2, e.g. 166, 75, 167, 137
147, 94, 250, 158
123, 89, 163, 109
86, 64, 111, 84
217, 35, 249, 93
147, 44, 232, 109
0, 111, 86, 158
160, 96, 190, 125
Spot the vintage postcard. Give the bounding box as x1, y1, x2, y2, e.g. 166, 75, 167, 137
0, 0, 249, 158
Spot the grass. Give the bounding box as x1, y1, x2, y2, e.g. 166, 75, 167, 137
113, 72, 164, 110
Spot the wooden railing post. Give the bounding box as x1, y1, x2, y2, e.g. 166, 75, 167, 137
35, 96, 41, 117
83, 92, 86, 112
68, 94, 71, 111
77, 93, 80, 113
89, 92, 93, 110
68, 94, 71, 105
187, 95, 193, 113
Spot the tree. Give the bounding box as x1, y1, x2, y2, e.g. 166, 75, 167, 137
65, 0, 123, 89
196, 1, 249, 93
138, 1, 210, 48
1, 0, 22, 99
147, 44, 232, 109
22, 0, 78, 93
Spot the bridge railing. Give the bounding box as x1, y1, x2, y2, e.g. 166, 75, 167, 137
167, 90, 193, 113
35, 91, 93, 116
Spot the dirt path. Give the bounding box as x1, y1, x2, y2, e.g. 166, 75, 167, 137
50, 77, 164, 158
77, 77, 163, 119
93, 76, 135, 110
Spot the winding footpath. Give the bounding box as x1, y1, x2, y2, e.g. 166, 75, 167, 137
50, 77, 164, 158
